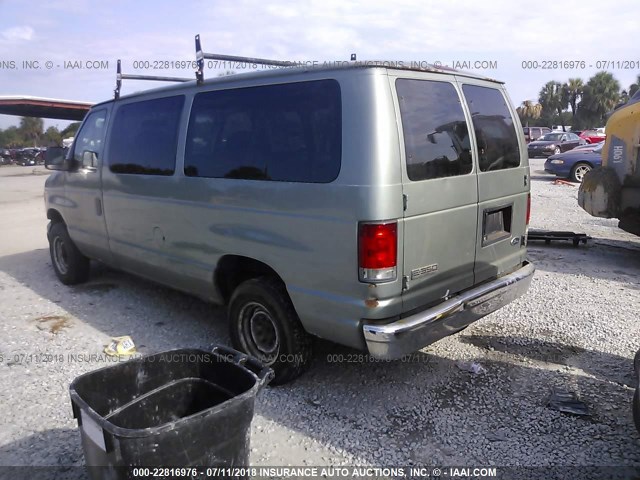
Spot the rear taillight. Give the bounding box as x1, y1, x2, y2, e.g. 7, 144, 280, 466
526, 193, 531, 226
358, 222, 397, 283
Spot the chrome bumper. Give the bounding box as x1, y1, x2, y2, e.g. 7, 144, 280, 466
363, 261, 535, 359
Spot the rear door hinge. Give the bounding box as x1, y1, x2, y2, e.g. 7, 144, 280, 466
402, 275, 409, 291
403, 194, 408, 211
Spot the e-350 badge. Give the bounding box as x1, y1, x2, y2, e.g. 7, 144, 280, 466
411, 263, 438, 280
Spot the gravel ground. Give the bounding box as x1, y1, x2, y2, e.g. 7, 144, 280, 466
0, 161, 639, 477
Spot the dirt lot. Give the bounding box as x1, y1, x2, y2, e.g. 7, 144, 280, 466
0, 161, 639, 476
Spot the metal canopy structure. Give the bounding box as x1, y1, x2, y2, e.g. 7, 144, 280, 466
0, 96, 93, 121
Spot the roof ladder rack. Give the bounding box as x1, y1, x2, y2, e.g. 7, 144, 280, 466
195, 34, 292, 84
114, 60, 191, 99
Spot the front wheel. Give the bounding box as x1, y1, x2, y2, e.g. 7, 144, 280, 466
554, 147, 561, 155
570, 162, 592, 183
48, 222, 90, 285
228, 277, 313, 385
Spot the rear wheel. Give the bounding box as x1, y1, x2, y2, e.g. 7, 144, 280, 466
571, 162, 591, 183
634, 387, 640, 434
554, 147, 561, 155
48, 222, 90, 285
228, 277, 313, 385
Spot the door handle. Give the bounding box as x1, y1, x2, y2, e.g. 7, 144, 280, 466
95, 198, 103, 216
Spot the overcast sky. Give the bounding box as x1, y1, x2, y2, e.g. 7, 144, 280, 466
1, 0, 639, 130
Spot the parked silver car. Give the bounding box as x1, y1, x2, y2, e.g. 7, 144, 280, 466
45, 63, 534, 383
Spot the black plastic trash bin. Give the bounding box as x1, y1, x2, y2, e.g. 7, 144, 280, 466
69, 346, 272, 479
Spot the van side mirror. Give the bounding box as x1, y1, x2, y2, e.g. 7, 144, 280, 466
45, 146, 69, 171
81, 150, 98, 169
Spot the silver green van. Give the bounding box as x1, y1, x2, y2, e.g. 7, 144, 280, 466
45, 63, 534, 383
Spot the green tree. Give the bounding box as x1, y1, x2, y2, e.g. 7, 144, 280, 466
18, 117, 44, 146
42, 126, 62, 146
579, 71, 620, 127
516, 100, 542, 127
539, 81, 568, 130
563, 78, 583, 122
628, 74, 640, 98
60, 122, 81, 138
0, 126, 25, 147
619, 90, 629, 104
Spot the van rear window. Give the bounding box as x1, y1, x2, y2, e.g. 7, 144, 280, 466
184, 80, 341, 183
461, 85, 520, 172
396, 79, 472, 181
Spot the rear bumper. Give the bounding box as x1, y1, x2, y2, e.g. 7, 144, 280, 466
363, 261, 535, 359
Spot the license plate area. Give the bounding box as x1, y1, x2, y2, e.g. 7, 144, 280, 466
482, 204, 512, 246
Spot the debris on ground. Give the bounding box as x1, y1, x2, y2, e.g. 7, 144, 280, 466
527, 230, 591, 246
553, 179, 575, 186
486, 431, 508, 442
547, 389, 590, 416
104, 335, 137, 356
456, 361, 486, 375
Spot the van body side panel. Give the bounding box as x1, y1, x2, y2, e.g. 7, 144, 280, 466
278, 71, 404, 345
100, 70, 402, 350
99, 95, 206, 295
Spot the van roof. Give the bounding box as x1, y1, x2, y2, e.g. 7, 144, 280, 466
93, 63, 503, 107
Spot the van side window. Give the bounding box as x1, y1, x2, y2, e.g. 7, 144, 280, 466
109, 96, 185, 176
73, 110, 107, 164
184, 80, 341, 183
461, 85, 520, 172
396, 79, 472, 181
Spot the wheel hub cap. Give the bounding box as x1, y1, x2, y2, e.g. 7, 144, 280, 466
53, 237, 68, 275
240, 302, 279, 361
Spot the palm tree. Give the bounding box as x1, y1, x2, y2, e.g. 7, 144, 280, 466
539, 81, 568, 130
516, 100, 542, 126
563, 78, 583, 122
19, 117, 44, 146
628, 74, 640, 98
580, 72, 620, 126
619, 90, 629, 104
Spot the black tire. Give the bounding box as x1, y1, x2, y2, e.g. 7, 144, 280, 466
228, 277, 312, 385
634, 387, 640, 435
634, 349, 640, 377
48, 222, 90, 285
570, 162, 591, 183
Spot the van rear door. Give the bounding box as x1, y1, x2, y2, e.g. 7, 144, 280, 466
458, 80, 529, 284
392, 75, 479, 311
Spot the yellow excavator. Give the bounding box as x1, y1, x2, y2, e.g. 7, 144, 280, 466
579, 90, 640, 236
579, 93, 640, 435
